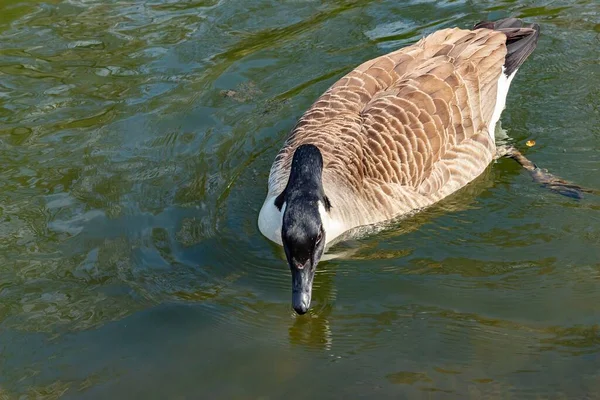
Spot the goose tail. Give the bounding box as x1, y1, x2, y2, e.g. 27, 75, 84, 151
475, 17, 540, 76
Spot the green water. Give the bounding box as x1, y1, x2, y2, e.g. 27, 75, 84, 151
0, 0, 599, 398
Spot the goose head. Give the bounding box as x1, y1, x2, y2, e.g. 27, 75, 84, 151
275, 144, 331, 314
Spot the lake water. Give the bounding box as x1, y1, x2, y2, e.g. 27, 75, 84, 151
1, 0, 599, 398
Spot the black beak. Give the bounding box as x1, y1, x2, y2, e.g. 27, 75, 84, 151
291, 263, 314, 315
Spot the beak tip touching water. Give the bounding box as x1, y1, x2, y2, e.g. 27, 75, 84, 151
292, 291, 311, 315
290, 261, 314, 315
293, 304, 309, 315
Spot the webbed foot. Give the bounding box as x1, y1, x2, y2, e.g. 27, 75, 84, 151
498, 145, 597, 199
530, 167, 596, 199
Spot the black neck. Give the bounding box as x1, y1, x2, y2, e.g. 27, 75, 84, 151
275, 144, 330, 211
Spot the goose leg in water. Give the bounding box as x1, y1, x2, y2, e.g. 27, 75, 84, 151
497, 145, 597, 199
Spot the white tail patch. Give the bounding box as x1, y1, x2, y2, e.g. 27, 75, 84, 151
488, 66, 518, 140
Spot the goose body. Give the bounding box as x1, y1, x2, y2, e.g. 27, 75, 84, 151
258, 18, 540, 314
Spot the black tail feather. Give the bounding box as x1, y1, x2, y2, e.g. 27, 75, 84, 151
475, 17, 540, 76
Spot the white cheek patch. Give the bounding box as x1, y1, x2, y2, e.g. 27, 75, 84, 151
318, 200, 345, 245
258, 196, 285, 245
261, 197, 347, 247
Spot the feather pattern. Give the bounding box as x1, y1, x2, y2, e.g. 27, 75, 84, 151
260, 18, 540, 245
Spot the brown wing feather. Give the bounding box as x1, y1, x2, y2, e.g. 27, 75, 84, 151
268, 25, 510, 220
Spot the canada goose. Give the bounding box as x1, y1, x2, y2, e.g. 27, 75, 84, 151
258, 18, 589, 314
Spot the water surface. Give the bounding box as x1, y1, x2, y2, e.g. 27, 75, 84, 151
1, 0, 600, 398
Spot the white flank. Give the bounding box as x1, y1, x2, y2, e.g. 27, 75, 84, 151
488, 66, 518, 140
